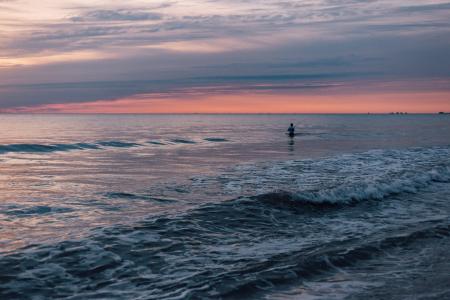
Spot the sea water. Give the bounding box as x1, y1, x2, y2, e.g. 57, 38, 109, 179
0, 114, 449, 299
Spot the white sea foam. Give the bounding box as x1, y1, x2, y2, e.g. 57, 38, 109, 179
190, 146, 450, 204
293, 165, 450, 204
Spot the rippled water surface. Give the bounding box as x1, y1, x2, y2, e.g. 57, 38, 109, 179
0, 114, 449, 299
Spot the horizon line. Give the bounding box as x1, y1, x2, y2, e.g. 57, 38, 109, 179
0, 112, 448, 115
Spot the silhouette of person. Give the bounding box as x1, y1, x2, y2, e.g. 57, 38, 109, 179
287, 123, 295, 137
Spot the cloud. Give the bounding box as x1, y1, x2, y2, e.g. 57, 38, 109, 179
397, 2, 450, 13
0, 71, 357, 108
71, 9, 163, 22
1, 0, 450, 111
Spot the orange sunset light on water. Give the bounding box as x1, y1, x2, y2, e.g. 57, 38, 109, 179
8, 91, 450, 114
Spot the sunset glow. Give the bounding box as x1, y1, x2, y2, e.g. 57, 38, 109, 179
1, 0, 449, 113
5, 91, 449, 114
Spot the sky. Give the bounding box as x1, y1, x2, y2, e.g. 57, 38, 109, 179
0, 0, 450, 113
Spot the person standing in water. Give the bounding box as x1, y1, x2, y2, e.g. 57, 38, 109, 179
287, 123, 295, 137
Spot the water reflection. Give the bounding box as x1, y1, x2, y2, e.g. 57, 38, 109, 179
288, 137, 295, 153
2, 114, 450, 253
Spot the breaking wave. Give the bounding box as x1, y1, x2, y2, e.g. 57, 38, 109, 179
0, 196, 448, 299
0, 143, 99, 154
216, 221, 450, 299
0, 136, 231, 155
188, 146, 450, 205
1, 146, 450, 299
254, 165, 450, 205
0, 141, 139, 154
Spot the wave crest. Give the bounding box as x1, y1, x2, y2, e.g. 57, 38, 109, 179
252, 165, 450, 206
0, 141, 139, 154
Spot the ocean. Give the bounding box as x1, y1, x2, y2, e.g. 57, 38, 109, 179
0, 114, 449, 299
